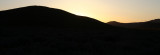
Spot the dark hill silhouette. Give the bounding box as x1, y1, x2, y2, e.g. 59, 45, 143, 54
107, 21, 121, 26
0, 6, 160, 55
147, 19, 160, 23
0, 6, 112, 29
107, 19, 160, 30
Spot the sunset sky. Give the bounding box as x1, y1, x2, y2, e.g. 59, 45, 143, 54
0, 0, 160, 23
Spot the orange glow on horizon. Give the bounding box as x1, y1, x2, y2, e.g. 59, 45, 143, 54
0, 0, 160, 23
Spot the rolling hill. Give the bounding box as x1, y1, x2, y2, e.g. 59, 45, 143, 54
0, 6, 112, 29
0, 6, 160, 55
107, 19, 160, 30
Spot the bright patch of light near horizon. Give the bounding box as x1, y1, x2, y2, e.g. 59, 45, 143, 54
73, 12, 89, 16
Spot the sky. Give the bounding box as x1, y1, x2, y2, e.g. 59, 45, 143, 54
0, 0, 160, 23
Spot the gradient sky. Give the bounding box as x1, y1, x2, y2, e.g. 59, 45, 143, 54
0, 0, 160, 23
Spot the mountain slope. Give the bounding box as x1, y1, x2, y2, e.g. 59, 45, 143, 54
107, 19, 160, 30
1, 6, 160, 55
0, 6, 112, 29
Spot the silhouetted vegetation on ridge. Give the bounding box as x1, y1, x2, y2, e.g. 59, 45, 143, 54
0, 6, 160, 55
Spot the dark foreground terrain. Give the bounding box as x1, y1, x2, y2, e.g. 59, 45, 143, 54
0, 6, 160, 55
